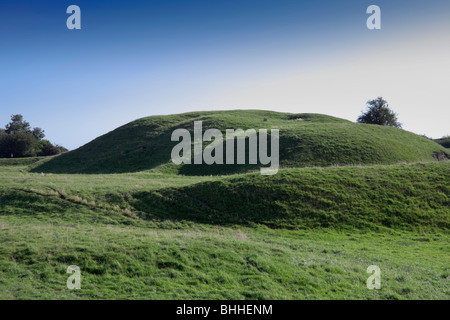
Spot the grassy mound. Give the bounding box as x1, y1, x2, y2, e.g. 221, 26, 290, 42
5, 159, 449, 232
131, 162, 450, 231
32, 110, 447, 174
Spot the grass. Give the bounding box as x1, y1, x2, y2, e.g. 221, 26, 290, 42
31, 110, 448, 174
0, 158, 448, 299
132, 162, 449, 231
1, 220, 448, 300
0, 110, 448, 299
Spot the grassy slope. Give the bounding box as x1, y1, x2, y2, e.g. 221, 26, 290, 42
132, 162, 450, 231
1, 159, 449, 299
5, 159, 450, 232
32, 110, 447, 174
1, 111, 448, 299
1, 220, 448, 300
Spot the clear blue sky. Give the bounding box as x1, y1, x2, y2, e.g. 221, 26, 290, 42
1, 0, 449, 150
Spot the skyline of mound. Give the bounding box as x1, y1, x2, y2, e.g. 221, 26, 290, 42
32, 110, 448, 174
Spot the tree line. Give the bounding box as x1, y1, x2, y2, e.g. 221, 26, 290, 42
0, 114, 67, 158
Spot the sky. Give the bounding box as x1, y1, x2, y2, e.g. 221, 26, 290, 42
1, 0, 449, 150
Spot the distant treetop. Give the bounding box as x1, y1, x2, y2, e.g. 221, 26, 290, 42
357, 97, 402, 128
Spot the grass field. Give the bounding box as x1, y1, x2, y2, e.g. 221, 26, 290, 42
1, 219, 448, 299
1, 159, 448, 299
0, 111, 449, 299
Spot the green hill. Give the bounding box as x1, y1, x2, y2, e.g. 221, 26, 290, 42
1, 159, 449, 299
5, 159, 449, 232
3, 110, 449, 300
32, 110, 447, 174
131, 162, 449, 231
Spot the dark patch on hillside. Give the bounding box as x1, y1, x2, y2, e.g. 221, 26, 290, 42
433, 151, 450, 161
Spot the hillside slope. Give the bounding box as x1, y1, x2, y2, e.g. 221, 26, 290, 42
5, 160, 449, 232
131, 162, 450, 231
33, 110, 447, 174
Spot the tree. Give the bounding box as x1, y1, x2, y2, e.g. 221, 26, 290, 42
357, 97, 402, 128
5, 114, 32, 134
32, 127, 45, 140
38, 140, 60, 156
0, 132, 37, 158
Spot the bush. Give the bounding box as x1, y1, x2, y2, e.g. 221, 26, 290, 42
38, 140, 59, 156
